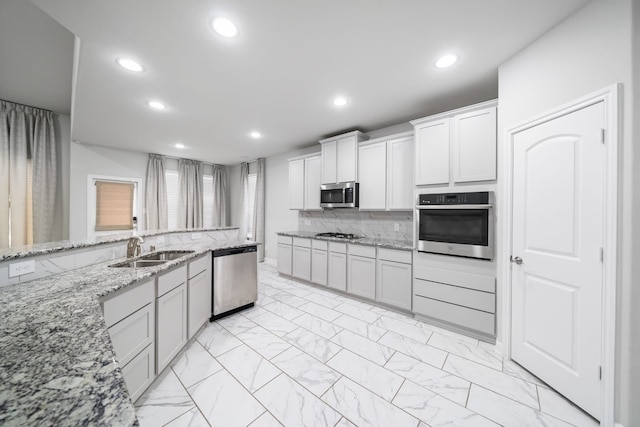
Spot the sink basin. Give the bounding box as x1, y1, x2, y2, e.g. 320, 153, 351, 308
110, 259, 169, 268
140, 250, 195, 261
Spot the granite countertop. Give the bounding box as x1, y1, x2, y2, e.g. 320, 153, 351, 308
276, 231, 413, 251
0, 227, 240, 262
0, 238, 257, 426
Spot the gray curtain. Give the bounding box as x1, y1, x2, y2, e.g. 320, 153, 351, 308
178, 158, 203, 228
211, 164, 229, 227
252, 158, 265, 261
238, 162, 250, 239
145, 154, 168, 230
0, 100, 59, 247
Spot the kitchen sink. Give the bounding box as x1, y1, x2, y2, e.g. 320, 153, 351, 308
140, 250, 195, 261
110, 259, 169, 268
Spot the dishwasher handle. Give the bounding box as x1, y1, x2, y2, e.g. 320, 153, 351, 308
213, 246, 257, 257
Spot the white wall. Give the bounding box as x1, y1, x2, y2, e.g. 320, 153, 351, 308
69, 143, 148, 240
498, 0, 635, 424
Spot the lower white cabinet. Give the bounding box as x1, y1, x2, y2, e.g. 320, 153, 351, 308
347, 254, 376, 300
188, 253, 211, 339
311, 248, 328, 286
120, 343, 155, 402
277, 235, 293, 275
156, 266, 188, 373
376, 259, 412, 311
292, 238, 311, 281
327, 243, 347, 291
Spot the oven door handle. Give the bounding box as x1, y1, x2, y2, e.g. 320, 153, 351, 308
415, 204, 494, 210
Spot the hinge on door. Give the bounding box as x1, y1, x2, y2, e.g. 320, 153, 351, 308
600, 247, 604, 263
601, 129, 606, 144
599, 365, 602, 380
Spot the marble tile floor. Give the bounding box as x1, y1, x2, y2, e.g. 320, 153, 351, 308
135, 263, 598, 427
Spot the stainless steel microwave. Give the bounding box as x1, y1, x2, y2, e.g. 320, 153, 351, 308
320, 182, 359, 208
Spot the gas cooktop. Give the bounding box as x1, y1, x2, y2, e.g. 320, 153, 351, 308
315, 232, 361, 239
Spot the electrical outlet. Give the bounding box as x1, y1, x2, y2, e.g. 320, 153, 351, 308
394, 223, 400, 231
9, 260, 36, 278
192, 233, 202, 240
304, 219, 311, 226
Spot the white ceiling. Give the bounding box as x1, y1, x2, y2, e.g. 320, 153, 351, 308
15, 0, 589, 165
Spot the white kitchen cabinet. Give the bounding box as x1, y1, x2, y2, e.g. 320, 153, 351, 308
187, 253, 211, 339
376, 248, 412, 311
311, 240, 328, 286
121, 343, 155, 402
289, 158, 305, 210
277, 235, 293, 275
320, 131, 368, 184
292, 238, 311, 281
304, 155, 322, 210
412, 100, 497, 186
327, 242, 347, 291
386, 136, 414, 210
156, 266, 188, 373
347, 244, 376, 300
358, 141, 387, 210
451, 107, 497, 183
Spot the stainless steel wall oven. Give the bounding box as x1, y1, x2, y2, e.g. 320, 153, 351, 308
416, 192, 494, 260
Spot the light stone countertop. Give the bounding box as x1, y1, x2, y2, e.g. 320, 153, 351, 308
0, 238, 257, 426
276, 230, 414, 251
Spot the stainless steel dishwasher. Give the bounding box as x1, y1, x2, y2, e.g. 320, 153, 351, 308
211, 245, 258, 320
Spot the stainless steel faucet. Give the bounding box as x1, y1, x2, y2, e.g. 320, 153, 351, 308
127, 236, 145, 258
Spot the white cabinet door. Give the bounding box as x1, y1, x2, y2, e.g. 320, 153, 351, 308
327, 251, 347, 291
188, 269, 211, 339
347, 255, 376, 300
277, 243, 292, 275
376, 260, 412, 310
108, 303, 155, 367
121, 343, 155, 402
452, 106, 497, 183
292, 245, 311, 281
156, 282, 187, 373
304, 156, 322, 210
289, 159, 305, 210
387, 137, 414, 210
311, 248, 328, 286
337, 135, 358, 183
358, 142, 387, 210
415, 118, 450, 185
321, 140, 337, 184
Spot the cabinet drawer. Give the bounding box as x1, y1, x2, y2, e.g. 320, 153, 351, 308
157, 264, 187, 297
413, 295, 495, 335
293, 237, 311, 248
312, 239, 328, 251
414, 265, 495, 293
328, 242, 347, 254
108, 303, 155, 366
414, 279, 495, 313
121, 343, 155, 402
349, 244, 376, 258
188, 253, 210, 279
277, 235, 293, 245
103, 278, 154, 328
378, 248, 411, 264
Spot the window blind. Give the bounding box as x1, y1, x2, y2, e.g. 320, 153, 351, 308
95, 181, 134, 231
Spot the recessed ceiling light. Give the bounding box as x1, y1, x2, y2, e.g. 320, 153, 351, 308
250, 131, 262, 139
435, 54, 459, 69
147, 100, 166, 110
333, 97, 348, 107
174, 143, 185, 149
116, 58, 144, 72
212, 17, 238, 38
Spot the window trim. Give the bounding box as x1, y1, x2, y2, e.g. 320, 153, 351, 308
86, 174, 142, 238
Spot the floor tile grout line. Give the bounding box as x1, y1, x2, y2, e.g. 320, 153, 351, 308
167, 366, 213, 427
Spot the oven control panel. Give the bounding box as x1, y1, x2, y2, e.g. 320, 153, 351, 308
418, 191, 490, 205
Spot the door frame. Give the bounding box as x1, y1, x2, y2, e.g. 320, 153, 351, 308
500, 84, 620, 426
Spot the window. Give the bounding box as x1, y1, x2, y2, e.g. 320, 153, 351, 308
246, 172, 257, 239
203, 175, 214, 228
95, 181, 134, 231
165, 170, 179, 230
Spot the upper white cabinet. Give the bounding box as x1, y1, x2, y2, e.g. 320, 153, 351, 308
358, 132, 413, 210
412, 100, 497, 186
288, 154, 321, 211
320, 131, 368, 184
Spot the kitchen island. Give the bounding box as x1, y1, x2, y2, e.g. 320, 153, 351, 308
0, 231, 256, 426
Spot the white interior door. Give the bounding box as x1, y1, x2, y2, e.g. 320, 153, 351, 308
511, 102, 604, 420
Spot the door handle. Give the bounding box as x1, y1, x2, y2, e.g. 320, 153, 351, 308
510, 256, 524, 265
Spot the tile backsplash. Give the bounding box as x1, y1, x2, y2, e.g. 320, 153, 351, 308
298, 210, 413, 241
